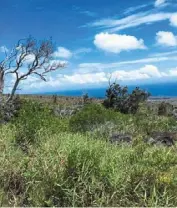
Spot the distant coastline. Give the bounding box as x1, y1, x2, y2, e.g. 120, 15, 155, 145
19, 82, 177, 100
39, 82, 177, 99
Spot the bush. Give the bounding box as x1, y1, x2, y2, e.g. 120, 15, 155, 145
103, 83, 150, 114
2, 96, 177, 206
12, 101, 69, 152
2, 132, 177, 207
82, 93, 90, 104
158, 102, 173, 116
69, 103, 115, 132
1, 114, 177, 206
0, 95, 22, 124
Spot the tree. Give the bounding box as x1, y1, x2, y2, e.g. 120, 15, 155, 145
82, 93, 89, 104
103, 82, 150, 114
103, 82, 128, 109
0, 36, 65, 104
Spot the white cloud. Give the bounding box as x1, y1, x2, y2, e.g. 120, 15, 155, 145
87, 12, 177, 32
168, 69, 177, 76
23, 54, 36, 63
73, 48, 92, 58
0, 46, 9, 53
80, 10, 97, 17
150, 50, 177, 57
156, 31, 177, 46
62, 72, 108, 84
154, 0, 166, 7
94, 32, 146, 53
78, 56, 177, 74
170, 13, 177, 27
124, 4, 149, 15
22, 65, 177, 89
139, 65, 162, 77
7, 62, 177, 93
111, 69, 150, 81
53, 47, 72, 59
53, 47, 91, 59
74, 48, 92, 55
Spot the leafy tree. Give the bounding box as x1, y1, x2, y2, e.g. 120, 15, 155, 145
103, 83, 150, 114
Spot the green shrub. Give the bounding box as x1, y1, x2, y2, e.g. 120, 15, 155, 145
69, 103, 115, 132
1, 125, 177, 206
103, 83, 150, 114
17, 133, 177, 206
1, 98, 177, 206
12, 101, 69, 151
158, 102, 173, 116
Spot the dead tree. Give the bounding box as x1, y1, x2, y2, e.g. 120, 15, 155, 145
0, 36, 65, 104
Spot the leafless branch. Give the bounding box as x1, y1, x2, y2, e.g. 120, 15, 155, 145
0, 36, 65, 104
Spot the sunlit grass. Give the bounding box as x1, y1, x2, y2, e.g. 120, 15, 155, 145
0, 100, 177, 206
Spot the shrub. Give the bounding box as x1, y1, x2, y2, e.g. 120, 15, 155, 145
0, 95, 22, 124
69, 103, 115, 132
103, 83, 150, 114
12, 100, 69, 152
17, 133, 177, 207
158, 102, 173, 116
2, 123, 177, 206
82, 93, 89, 104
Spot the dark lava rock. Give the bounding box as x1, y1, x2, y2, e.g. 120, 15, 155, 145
172, 108, 177, 119
144, 132, 176, 147
109, 133, 132, 144
0, 96, 22, 124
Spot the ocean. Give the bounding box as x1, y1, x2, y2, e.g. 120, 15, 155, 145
45, 82, 177, 99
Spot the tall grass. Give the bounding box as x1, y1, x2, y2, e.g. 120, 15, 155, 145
0, 100, 177, 206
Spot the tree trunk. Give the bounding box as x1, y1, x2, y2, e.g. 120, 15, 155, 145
0, 70, 4, 102
6, 79, 19, 104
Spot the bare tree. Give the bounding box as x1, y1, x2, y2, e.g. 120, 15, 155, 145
0, 36, 65, 104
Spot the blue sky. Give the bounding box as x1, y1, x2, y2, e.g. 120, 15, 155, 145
1, 0, 177, 93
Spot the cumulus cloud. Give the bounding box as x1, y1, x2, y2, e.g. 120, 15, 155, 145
111, 65, 162, 81
14, 62, 177, 93
139, 65, 162, 77
156, 31, 177, 46
53, 47, 72, 59
94, 32, 146, 53
111, 69, 150, 81
154, 0, 166, 7
62, 72, 108, 84
170, 13, 177, 27
78, 56, 177, 74
53, 47, 92, 59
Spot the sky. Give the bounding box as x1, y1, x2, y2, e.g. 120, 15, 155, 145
1, 0, 177, 93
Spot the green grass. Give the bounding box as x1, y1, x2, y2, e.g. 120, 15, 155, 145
1, 100, 177, 206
